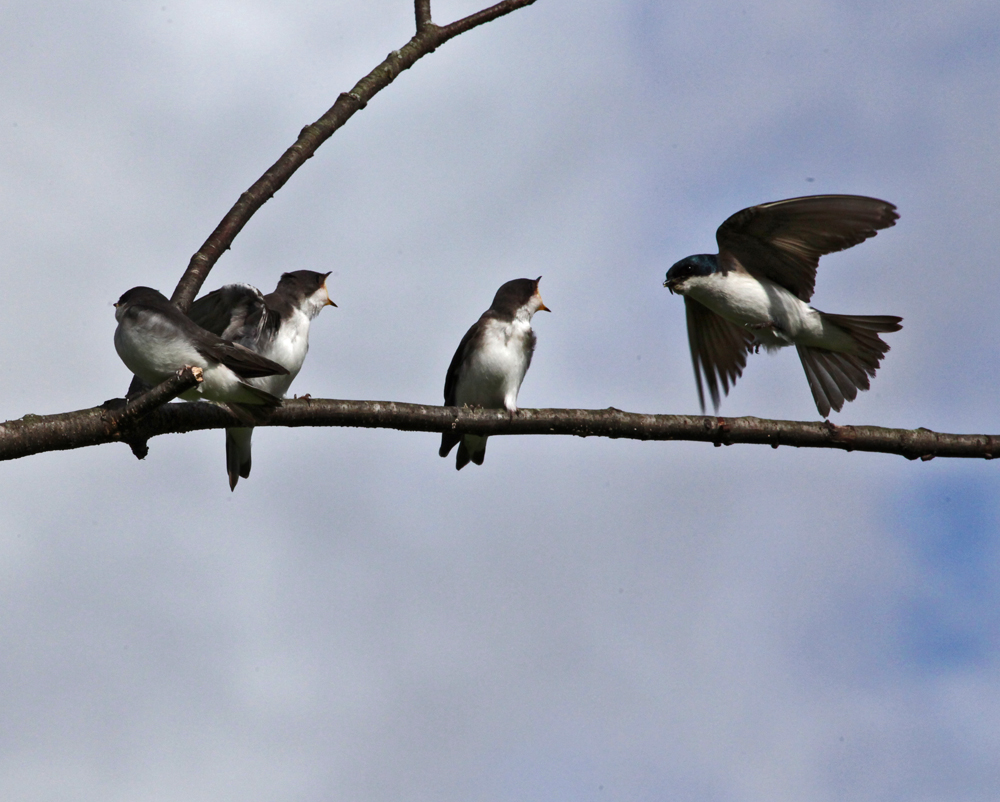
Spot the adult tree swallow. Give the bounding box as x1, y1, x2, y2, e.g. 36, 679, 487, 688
663, 195, 902, 417
439, 277, 550, 470
114, 286, 289, 421
188, 270, 336, 489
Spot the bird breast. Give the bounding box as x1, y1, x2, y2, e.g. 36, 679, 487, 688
114, 312, 207, 383
684, 272, 829, 348
247, 309, 311, 397
455, 318, 533, 411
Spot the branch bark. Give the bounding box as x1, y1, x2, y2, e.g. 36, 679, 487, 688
415, 0, 433, 31
3, 368, 202, 462
3, 398, 998, 463
169, 0, 538, 311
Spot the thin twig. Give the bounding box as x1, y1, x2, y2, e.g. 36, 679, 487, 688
111, 366, 203, 427
169, 0, 538, 311
3, 399, 997, 463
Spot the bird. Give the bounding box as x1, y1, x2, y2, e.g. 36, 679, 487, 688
114, 286, 290, 422
439, 277, 550, 470
663, 194, 902, 418
188, 270, 336, 489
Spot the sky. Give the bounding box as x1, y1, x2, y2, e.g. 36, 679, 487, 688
2, 1, 999, 800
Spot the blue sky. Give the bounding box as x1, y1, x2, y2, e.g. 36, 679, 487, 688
2, 1, 999, 799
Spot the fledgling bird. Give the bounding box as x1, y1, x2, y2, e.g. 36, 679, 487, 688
188, 270, 336, 490
663, 195, 902, 417
439, 277, 550, 470
113, 286, 290, 421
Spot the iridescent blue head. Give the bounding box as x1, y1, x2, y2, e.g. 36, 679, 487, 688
663, 254, 718, 294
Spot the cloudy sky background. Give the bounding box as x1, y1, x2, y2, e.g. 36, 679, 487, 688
2, 1, 999, 799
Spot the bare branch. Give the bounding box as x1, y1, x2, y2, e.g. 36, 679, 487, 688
439, 0, 538, 38
415, 0, 433, 31
112, 367, 203, 426
170, 0, 538, 311
2, 368, 202, 462
3, 398, 998, 463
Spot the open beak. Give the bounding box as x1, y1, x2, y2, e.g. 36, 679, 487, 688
534, 276, 550, 312
663, 278, 676, 294
322, 280, 338, 308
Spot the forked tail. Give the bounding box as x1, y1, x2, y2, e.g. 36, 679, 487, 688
797, 313, 902, 418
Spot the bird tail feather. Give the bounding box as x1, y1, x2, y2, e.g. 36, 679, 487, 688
797, 312, 902, 417
225, 427, 253, 491
235, 382, 283, 407
456, 441, 472, 470
440, 431, 461, 459
223, 395, 278, 426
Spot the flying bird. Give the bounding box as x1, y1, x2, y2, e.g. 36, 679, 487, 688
663, 195, 902, 417
113, 286, 289, 422
188, 270, 336, 490
440, 277, 550, 470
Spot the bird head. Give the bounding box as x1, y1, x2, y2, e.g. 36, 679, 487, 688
664, 254, 718, 294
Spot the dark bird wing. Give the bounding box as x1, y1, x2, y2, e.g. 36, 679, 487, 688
189, 283, 269, 342
716, 195, 898, 302
443, 319, 485, 408
188, 283, 286, 375
194, 339, 289, 379
684, 297, 755, 412
439, 318, 485, 458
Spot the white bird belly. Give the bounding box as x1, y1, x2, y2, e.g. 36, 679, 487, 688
685, 273, 837, 349
455, 320, 532, 412
114, 320, 208, 383
247, 310, 311, 397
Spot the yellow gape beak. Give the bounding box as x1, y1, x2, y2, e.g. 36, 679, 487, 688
534, 276, 550, 312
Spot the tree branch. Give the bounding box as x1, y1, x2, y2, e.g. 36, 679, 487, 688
110, 366, 203, 425
3, 368, 202, 462
3, 398, 998, 463
415, 0, 433, 31
169, 0, 538, 311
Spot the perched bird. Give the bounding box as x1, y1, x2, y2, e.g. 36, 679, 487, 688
114, 286, 289, 421
663, 195, 902, 417
440, 277, 550, 470
188, 270, 336, 489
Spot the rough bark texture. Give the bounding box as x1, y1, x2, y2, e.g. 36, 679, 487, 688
3, 397, 997, 463
3, 368, 202, 462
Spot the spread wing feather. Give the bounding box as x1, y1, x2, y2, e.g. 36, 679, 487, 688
684, 298, 755, 412
716, 195, 898, 302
